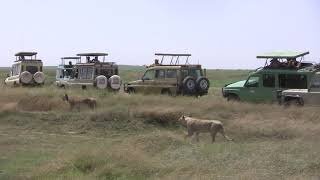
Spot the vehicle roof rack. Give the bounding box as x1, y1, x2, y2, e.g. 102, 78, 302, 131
77, 53, 108, 57
155, 53, 192, 65
257, 51, 309, 59
15, 52, 37, 56
61, 57, 81, 60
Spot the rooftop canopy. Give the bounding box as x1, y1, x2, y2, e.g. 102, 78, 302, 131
15, 52, 37, 56
257, 51, 309, 59
155, 53, 191, 57
77, 53, 108, 57
61, 57, 80, 60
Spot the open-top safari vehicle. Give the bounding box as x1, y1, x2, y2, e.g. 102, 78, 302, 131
222, 51, 317, 102
5, 52, 45, 86
55, 53, 121, 90
124, 53, 210, 96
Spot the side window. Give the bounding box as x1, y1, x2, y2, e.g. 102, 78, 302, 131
143, 70, 155, 80
263, 74, 275, 88
166, 70, 177, 78
310, 75, 320, 88
279, 74, 307, 89
155, 69, 165, 79
79, 67, 93, 79
245, 76, 260, 88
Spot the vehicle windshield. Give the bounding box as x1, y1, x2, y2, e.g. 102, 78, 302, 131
143, 70, 155, 80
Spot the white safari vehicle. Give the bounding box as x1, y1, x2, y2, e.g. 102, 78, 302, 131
5, 52, 45, 86
55, 53, 121, 91
281, 70, 320, 106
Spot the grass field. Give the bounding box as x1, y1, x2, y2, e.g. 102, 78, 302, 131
0, 67, 320, 180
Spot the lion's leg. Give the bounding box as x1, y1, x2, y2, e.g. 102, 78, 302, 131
219, 127, 233, 141
185, 129, 194, 140
211, 131, 218, 143
195, 132, 200, 142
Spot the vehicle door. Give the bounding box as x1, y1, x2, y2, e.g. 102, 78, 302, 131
154, 69, 166, 93
260, 73, 277, 102
166, 69, 178, 94
138, 69, 156, 94
240, 75, 262, 102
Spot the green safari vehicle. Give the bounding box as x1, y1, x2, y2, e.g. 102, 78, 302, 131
222, 51, 316, 102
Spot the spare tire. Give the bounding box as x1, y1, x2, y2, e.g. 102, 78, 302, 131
196, 77, 210, 93
109, 75, 121, 90
20, 71, 33, 84
33, 72, 45, 84
182, 76, 196, 94
96, 75, 108, 89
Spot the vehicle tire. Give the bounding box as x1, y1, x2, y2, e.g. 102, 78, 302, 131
33, 72, 45, 84
182, 76, 196, 95
96, 75, 108, 89
227, 94, 240, 101
20, 71, 33, 84
109, 75, 121, 91
161, 89, 172, 96
127, 87, 135, 94
196, 77, 210, 93
285, 98, 304, 107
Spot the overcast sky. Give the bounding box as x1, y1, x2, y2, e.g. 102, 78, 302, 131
0, 0, 319, 69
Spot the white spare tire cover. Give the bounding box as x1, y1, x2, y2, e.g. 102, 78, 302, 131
20, 71, 33, 84
109, 75, 121, 90
96, 75, 108, 89
33, 72, 45, 84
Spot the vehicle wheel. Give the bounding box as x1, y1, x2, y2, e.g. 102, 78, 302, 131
127, 88, 135, 94
161, 89, 172, 96
20, 71, 33, 84
285, 98, 304, 107
196, 77, 210, 93
109, 75, 121, 91
96, 75, 108, 89
182, 76, 196, 95
227, 94, 240, 101
33, 72, 45, 84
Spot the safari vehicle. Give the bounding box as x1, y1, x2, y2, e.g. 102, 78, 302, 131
124, 53, 210, 96
55, 53, 121, 90
281, 70, 320, 106
4, 52, 45, 86
222, 51, 316, 102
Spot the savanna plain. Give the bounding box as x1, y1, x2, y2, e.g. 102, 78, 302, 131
0, 66, 320, 180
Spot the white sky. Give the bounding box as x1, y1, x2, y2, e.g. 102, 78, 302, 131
0, 0, 319, 69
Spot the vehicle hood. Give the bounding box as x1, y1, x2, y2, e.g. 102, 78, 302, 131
225, 80, 246, 88
127, 80, 142, 85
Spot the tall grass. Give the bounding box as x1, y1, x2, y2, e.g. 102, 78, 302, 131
0, 67, 320, 179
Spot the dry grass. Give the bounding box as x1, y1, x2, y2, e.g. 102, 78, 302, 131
0, 68, 320, 179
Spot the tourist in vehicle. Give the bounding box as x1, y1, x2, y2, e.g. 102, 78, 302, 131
269, 58, 281, 69
86, 56, 90, 63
